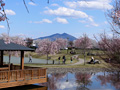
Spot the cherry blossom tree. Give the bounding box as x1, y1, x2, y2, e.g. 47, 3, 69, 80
0, 33, 10, 44
74, 34, 92, 65
35, 38, 68, 64
0, 0, 10, 35
0, 33, 26, 45
107, 0, 120, 34
36, 39, 52, 64
97, 33, 120, 65
55, 38, 68, 50
96, 0, 120, 66
36, 39, 60, 64
0, 33, 26, 56
0, 0, 6, 21
50, 41, 59, 55
11, 36, 26, 46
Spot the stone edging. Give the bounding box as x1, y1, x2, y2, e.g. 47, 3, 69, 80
47, 68, 119, 74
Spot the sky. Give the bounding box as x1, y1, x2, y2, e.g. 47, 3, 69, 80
0, 0, 113, 39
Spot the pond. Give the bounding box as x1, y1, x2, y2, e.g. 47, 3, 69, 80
3, 56, 58, 64
1, 71, 120, 90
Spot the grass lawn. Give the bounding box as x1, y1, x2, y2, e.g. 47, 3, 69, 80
24, 49, 111, 68
24, 60, 111, 69
25, 49, 79, 64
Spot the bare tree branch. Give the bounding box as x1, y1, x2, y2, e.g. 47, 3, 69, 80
23, 0, 29, 13
1, 6, 10, 36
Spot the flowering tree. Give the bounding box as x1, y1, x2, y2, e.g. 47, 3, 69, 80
98, 33, 120, 65
50, 41, 59, 55
0, 33, 26, 57
108, 0, 120, 34
36, 39, 52, 64
55, 38, 68, 50
0, 33, 26, 45
36, 39, 60, 64
11, 36, 26, 46
74, 34, 92, 65
0, 33, 10, 44
94, 0, 120, 67
0, 0, 6, 21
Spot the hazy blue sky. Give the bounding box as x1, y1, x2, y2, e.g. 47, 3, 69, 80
0, 0, 113, 39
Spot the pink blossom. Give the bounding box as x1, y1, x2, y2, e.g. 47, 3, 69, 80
0, 16, 5, 21
55, 38, 68, 49
0, 1, 5, 7
74, 36, 92, 49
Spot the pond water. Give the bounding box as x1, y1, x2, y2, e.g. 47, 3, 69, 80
3, 56, 58, 64
2, 71, 120, 90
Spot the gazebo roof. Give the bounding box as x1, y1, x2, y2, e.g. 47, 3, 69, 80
0, 40, 34, 51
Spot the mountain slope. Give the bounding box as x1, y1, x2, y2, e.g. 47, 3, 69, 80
35, 33, 77, 41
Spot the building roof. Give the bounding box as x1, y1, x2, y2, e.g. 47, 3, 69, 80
0, 40, 34, 51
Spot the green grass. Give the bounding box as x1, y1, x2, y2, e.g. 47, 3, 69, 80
25, 50, 79, 64
24, 49, 109, 68
24, 60, 111, 69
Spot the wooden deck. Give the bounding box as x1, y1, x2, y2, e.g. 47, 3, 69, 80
0, 68, 47, 89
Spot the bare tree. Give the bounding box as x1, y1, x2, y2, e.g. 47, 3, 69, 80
25, 38, 33, 48
69, 41, 74, 48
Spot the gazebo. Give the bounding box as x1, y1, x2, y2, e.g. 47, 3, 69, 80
0, 40, 47, 89
0, 39, 34, 70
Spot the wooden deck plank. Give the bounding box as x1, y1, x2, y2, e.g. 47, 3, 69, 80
0, 68, 47, 89
0, 78, 47, 89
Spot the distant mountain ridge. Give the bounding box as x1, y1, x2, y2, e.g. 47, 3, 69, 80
35, 33, 77, 41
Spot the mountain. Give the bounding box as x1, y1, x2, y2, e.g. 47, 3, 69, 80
35, 33, 77, 41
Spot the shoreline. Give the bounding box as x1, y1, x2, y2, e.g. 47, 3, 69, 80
47, 67, 119, 74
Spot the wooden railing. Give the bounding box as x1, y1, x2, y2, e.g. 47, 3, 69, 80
0, 68, 46, 83
11, 65, 39, 70
0, 65, 9, 71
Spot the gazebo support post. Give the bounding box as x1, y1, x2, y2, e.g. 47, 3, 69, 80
20, 51, 24, 70
0, 51, 3, 66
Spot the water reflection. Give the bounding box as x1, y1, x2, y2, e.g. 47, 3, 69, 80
75, 72, 92, 90
44, 71, 119, 90
39, 73, 66, 90
48, 73, 66, 90
97, 71, 120, 90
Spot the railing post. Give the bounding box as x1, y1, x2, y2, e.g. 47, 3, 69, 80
38, 69, 40, 79
8, 71, 10, 82
45, 69, 46, 78
20, 70, 22, 79
31, 70, 33, 80
23, 70, 25, 81
16, 71, 18, 81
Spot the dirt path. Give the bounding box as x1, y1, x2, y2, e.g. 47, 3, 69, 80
69, 54, 84, 65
